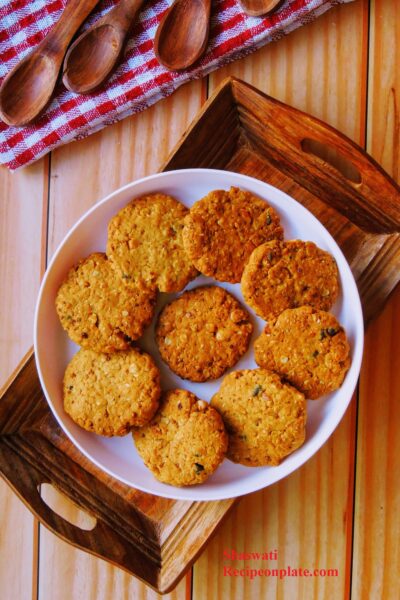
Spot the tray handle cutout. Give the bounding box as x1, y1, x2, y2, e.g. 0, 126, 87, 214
29, 477, 101, 546
0, 443, 104, 551
40, 483, 97, 532
301, 138, 362, 184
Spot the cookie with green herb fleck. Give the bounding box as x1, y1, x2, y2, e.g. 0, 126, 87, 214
155, 285, 253, 382
182, 187, 283, 283
241, 240, 340, 321
133, 390, 228, 486
254, 306, 351, 399
106, 193, 197, 293
210, 369, 306, 466
63, 348, 161, 436
56, 252, 156, 353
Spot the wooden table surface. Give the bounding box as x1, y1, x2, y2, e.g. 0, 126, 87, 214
1, 1, 399, 598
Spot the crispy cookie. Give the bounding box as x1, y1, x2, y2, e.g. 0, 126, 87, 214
254, 306, 351, 399
133, 389, 228, 486
210, 369, 306, 466
182, 187, 283, 283
156, 286, 253, 382
241, 240, 339, 321
63, 348, 161, 436
106, 193, 197, 292
56, 252, 156, 353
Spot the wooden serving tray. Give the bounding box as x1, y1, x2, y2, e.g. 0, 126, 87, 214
1, 77, 400, 594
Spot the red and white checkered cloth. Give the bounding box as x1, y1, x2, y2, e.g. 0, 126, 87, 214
0, 0, 353, 170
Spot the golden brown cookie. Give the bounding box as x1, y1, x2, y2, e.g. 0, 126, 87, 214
63, 348, 161, 436
210, 369, 306, 466
56, 252, 156, 353
106, 193, 197, 292
155, 286, 253, 382
241, 240, 339, 321
133, 389, 228, 486
182, 187, 283, 283
254, 306, 351, 399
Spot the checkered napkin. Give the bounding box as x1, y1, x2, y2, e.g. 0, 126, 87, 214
0, 0, 353, 170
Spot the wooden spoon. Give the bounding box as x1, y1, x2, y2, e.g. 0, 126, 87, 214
63, 0, 145, 94
0, 0, 100, 127
154, 0, 212, 71
239, 0, 282, 17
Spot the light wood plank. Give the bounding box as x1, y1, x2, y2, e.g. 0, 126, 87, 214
194, 2, 369, 599
0, 480, 39, 600
0, 161, 48, 383
0, 158, 49, 600
210, 1, 368, 141
38, 80, 204, 600
38, 508, 189, 600
366, 0, 400, 179
352, 1, 400, 598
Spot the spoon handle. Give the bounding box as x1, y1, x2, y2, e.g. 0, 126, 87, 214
44, 0, 101, 55
105, 0, 146, 35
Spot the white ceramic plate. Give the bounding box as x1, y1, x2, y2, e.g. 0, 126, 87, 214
34, 169, 364, 501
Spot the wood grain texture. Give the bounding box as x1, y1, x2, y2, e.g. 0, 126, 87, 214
352, 1, 400, 598
0, 157, 48, 600
194, 3, 369, 599
39, 79, 205, 600
366, 0, 400, 179
0, 482, 38, 600
0, 161, 48, 383
1, 1, 399, 599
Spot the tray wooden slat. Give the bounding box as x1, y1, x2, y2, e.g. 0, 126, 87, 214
1, 77, 400, 594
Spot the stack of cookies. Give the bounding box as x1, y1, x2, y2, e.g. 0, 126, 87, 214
56, 186, 351, 487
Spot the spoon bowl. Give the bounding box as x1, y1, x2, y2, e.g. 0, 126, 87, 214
63, 25, 123, 94
62, 0, 145, 94
155, 0, 211, 71
0, 53, 57, 126
239, 0, 282, 17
